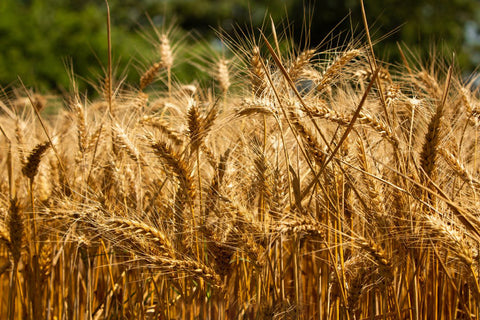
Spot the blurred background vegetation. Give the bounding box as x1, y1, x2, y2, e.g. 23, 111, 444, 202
1, 0, 479, 93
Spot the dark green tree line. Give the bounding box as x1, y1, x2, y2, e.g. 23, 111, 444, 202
0, 0, 478, 92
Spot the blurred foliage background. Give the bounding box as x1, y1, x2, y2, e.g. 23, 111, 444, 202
0, 0, 479, 93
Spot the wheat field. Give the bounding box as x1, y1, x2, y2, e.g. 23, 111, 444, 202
0, 16, 479, 320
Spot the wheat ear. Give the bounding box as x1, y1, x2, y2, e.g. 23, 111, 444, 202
216, 58, 231, 94
308, 104, 399, 146
106, 217, 175, 257
277, 216, 325, 240
74, 102, 88, 154
288, 49, 316, 81
7, 198, 22, 265
140, 116, 183, 146
22, 142, 50, 181
148, 255, 223, 288
160, 34, 173, 96
439, 146, 480, 188
289, 110, 326, 165
113, 125, 145, 165
250, 46, 266, 97
140, 62, 164, 90
316, 49, 361, 92
460, 87, 480, 126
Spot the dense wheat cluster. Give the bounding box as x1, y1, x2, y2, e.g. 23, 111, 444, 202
0, 22, 479, 319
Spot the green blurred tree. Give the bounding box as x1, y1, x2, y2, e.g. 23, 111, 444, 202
0, 0, 152, 93
0, 0, 478, 92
